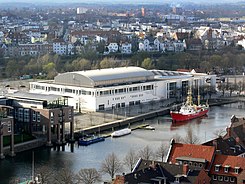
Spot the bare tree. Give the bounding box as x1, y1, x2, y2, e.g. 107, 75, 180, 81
155, 142, 168, 162
124, 148, 138, 172
53, 166, 75, 184
36, 164, 54, 183
213, 129, 226, 138
172, 133, 183, 143
76, 168, 101, 184
183, 126, 200, 144
100, 152, 122, 180
138, 145, 154, 160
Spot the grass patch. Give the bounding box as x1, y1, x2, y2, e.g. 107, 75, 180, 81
3, 134, 35, 147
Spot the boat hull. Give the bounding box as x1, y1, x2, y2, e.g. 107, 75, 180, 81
111, 128, 131, 137
78, 137, 105, 146
170, 109, 208, 122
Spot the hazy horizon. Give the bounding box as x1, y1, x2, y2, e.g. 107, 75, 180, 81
0, 0, 243, 4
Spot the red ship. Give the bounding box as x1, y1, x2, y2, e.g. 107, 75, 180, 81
170, 87, 209, 122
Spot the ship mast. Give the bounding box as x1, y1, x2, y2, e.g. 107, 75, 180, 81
198, 81, 200, 106
187, 85, 193, 106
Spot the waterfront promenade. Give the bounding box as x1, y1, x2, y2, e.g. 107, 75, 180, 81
71, 96, 240, 137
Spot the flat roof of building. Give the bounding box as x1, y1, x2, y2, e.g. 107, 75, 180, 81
6, 91, 63, 102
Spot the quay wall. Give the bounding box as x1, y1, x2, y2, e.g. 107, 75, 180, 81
75, 108, 170, 137
3, 139, 46, 155
74, 98, 239, 137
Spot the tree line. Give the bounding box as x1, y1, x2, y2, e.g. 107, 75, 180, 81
1, 48, 245, 80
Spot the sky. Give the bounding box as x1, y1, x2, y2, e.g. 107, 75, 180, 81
0, 0, 243, 4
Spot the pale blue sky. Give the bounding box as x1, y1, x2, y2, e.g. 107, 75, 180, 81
0, 0, 242, 3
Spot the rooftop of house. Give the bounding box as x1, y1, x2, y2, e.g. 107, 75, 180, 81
203, 137, 245, 156
125, 159, 209, 184
210, 154, 245, 177
166, 140, 216, 170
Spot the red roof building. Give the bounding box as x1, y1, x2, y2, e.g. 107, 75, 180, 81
210, 154, 245, 184
166, 139, 216, 171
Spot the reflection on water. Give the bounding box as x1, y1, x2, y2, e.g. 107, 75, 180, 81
0, 103, 245, 183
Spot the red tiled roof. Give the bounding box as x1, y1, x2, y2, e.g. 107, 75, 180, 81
210, 154, 245, 176
167, 143, 215, 170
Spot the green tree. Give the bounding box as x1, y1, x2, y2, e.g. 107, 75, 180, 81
141, 57, 154, 69
100, 58, 118, 69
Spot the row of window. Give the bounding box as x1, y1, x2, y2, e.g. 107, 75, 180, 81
15, 108, 40, 122
100, 85, 154, 96
33, 85, 154, 97
179, 160, 203, 168
215, 165, 239, 174
98, 100, 140, 110
212, 175, 235, 182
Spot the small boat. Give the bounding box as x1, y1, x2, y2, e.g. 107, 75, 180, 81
111, 128, 131, 137
170, 86, 209, 122
78, 135, 105, 146
143, 125, 155, 130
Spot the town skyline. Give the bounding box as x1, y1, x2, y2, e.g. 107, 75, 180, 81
0, 0, 243, 4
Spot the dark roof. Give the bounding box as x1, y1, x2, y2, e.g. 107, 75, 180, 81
125, 159, 203, 184
203, 137, 245, 156
175, 32, 189, 41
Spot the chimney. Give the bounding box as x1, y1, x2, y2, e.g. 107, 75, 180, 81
213, 139, 218, 150
226, 126, 231, 137
183, 164, 189, 175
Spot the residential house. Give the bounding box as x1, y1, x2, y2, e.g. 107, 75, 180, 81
173, 32, 189, 41
120, 42, 132, 54
53, 39, 74, 55
185, 38, 202, 51
18, 43, 52, 56
210, 154, 245, 184
139, 37, 160, 52
114, 159, 210, 184
166, 139, 216, 171
161, 40, 175, 52
203, 137, 245, 157
106, 42, 119, 53
224, 115, 245, 149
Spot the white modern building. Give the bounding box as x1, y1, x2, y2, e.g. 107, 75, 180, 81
29, 67, 216, 112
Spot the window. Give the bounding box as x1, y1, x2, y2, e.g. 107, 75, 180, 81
50, 112, 54, 123
224, 166, 229, 173
224, 176, 229, 182
175, 177, 180, 183
99, 104, 105, 110
24, 109, 29, 122
212, 175, 217, 180
235, 167, 240, 174
230, 177, 235, 183
68, 110, 72, 120
8, 124, 11, 132
32, 111, 36, 121
218, 176, 223, 181
37, 112, 40, 122
215, 165, 220, 172
18, 108, 23, 122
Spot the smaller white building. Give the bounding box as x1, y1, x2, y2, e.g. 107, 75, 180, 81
107, 43, 119, 53
53, 41, 74, 55
120, 43, 132, 54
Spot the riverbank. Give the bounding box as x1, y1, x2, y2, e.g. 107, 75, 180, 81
72, 97, 239, 139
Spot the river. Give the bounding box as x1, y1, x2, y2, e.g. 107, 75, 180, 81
0, 102, 245, 183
